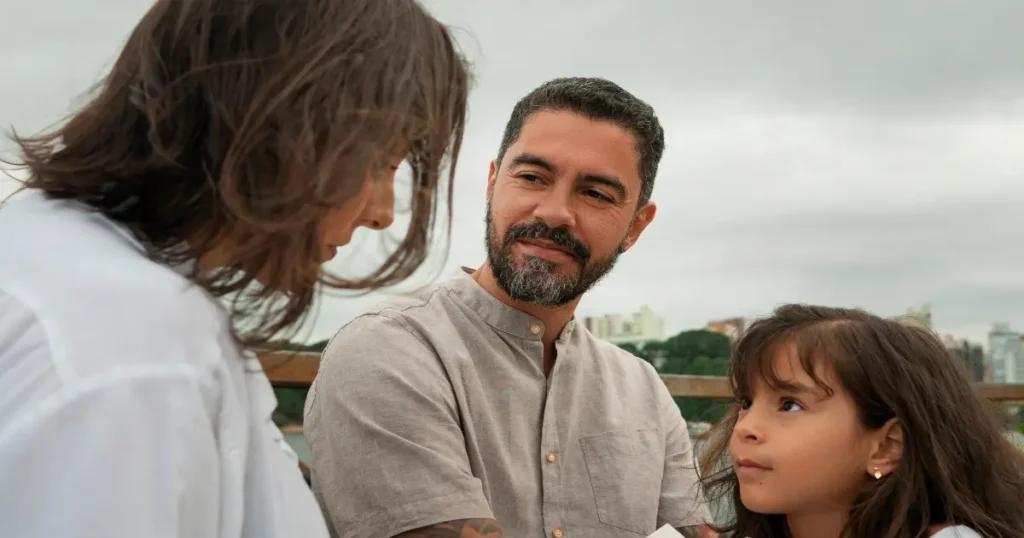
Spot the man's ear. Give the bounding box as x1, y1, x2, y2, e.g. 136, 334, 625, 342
622, 201, 656, 252
866, 417, 903, 479
486, 160, 498, 199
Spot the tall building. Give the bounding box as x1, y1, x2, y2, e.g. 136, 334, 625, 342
940, 334, 986, 383
894, 304, 933, 329
584, 305, 665, 345
706, 317, 746, 341
989, 322, 1024, 384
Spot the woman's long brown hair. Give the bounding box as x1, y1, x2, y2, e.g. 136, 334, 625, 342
699, 304, 1024, 538
3, 0, 470, 345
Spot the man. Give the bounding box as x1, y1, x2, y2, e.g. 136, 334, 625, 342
305, 77, 714, 538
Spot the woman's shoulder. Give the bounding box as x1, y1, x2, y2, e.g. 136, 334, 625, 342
0, 278, 234, 403
2, 246, 230, 383
0, 189, 231, 378
5, 266, 228, 378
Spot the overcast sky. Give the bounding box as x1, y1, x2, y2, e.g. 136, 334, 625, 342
2, 0, 1023, 345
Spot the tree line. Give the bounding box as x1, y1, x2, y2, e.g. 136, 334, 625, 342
266, 331, 1024, 436
616, 330, 733, 424
267, 329, 736, 426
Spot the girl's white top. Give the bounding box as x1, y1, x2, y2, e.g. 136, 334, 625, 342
932, 526, 982, 537
0, 189, 329, 538
644, 523, 983, 537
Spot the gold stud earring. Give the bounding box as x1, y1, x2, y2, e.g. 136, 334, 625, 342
873, 467, 882, 480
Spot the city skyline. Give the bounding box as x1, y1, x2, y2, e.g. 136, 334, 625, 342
2, 0, 1023, 347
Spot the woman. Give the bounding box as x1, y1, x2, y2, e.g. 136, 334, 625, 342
0, 0, 469, 536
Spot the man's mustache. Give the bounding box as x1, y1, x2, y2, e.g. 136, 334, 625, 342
504, 221, 590, 261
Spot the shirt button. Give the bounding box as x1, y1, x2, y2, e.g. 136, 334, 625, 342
530, 324, 542, 335
552, 528, 565, 538
546, 452, 557, 463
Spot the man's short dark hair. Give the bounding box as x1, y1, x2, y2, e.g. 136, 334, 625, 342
496, 77, 665, 207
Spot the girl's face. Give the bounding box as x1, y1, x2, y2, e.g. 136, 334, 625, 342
729, 343, 880, 519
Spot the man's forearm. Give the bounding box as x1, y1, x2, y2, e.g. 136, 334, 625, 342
677, 527, 699, 538
677, 524, 718, 538
394, 518, 503, 537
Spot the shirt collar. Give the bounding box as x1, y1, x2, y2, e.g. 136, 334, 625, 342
446, 267, 577, 343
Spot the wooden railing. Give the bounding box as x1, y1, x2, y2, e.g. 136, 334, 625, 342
258, 350, 1024, 403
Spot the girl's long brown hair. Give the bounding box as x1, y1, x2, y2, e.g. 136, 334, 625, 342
3, 0, 470, 345
699, 304, 1024, 538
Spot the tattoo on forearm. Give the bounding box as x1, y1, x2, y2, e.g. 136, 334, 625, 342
394, 518, 503, 537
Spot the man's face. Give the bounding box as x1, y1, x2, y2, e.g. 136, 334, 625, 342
485, 109, 656, 306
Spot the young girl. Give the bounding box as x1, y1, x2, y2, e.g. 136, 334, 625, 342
699, 304, 1024, 538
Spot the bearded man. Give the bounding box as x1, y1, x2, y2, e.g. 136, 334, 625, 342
305, 77, 715, 538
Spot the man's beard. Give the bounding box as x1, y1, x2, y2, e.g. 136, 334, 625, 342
484, 201, 626, 307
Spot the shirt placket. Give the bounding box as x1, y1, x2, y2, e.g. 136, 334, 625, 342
540, 337, 568, 538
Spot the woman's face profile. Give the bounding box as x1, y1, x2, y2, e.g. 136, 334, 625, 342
317, 160, 401, 262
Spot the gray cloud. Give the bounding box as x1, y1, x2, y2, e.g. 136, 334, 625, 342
428, 0, 1024, 114
2, 0, 1022, 346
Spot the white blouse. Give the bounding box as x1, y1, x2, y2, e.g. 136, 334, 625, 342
0, 189, 329, 538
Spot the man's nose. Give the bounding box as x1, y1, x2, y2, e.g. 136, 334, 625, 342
531, 188, 575, 230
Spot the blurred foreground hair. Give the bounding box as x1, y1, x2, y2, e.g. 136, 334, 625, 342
4, 0, 471, 344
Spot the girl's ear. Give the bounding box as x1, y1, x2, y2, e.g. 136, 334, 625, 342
866, 417, 903, 479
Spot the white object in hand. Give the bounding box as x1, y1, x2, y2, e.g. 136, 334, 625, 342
647, 524, 685, 538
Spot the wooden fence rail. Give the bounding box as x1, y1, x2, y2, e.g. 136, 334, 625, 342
257, 350, 1024, 403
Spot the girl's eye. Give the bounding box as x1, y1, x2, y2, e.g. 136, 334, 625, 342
780, 398, 805, 412
737, 398, 752, 411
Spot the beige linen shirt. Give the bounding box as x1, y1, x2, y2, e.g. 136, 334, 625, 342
305, 268, 711, 538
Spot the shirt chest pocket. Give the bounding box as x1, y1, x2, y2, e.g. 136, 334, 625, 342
580, 428, 664, 535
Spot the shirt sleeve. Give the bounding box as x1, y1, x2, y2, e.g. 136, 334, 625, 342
653, 374, 714, 529
0, 366, 220, 538
304, 314, 494, 538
